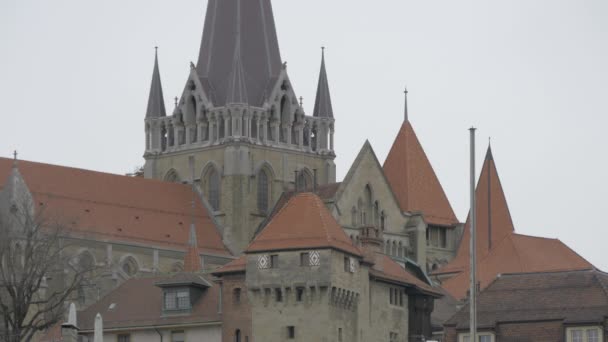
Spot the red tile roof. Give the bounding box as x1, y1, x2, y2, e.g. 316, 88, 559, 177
77, 275, 221, 331
435, 147, 514, 275
383, 121, 458, 226
212, 255, 247, 275
435, 147, 593, 299
370, 254, 442, 297
0, 158, 231, 257
246, 192, 362, 256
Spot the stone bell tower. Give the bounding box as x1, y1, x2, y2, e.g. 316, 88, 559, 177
143, 0, 337, 254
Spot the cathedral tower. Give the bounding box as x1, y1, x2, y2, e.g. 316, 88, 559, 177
143, 0, 336, 254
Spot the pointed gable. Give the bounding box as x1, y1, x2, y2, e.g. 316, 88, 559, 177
246, 193, 361, 256
145, 49, 166, 118
196, 0, 282, 106
437, 146, 515, 275
183, 224, 202, 272
383, 121, 458, 226
313, 48, 333, 118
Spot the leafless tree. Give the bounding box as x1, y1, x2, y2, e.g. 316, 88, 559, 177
0, 200, 93, 342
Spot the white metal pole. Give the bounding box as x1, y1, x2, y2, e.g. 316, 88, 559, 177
469, 127, 477, 342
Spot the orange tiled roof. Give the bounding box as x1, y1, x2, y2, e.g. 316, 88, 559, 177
383, 121, 458, 226
434, 147, 593, 299
370, 254, 442, 296
213, 255, 247, 275
246, 192, 362, 256
441, 233, 594, 300
0, 158, 231, 257
435, 147, 514, 275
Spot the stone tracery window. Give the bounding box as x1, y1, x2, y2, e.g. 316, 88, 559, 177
208, 168, 221, 211
257, 169, 270, 213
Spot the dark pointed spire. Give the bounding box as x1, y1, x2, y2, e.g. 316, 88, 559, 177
404, 87, 409, 122
485, 141, 494, 161
225, 17, 248, 104
313, 47, 334, 118
145, 47, 167, 118
197, 0, 282, 106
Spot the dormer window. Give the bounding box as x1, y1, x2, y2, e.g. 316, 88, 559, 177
164, 288, 191, 311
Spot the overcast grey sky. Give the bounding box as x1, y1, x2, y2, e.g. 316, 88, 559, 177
1, 1, 607, 270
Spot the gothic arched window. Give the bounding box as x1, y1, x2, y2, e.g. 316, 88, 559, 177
364, 185, 373, 225
279, 96, 289, 143
235, 329, 241, 342
208, 168, 220, 211
257, 170, 270, 213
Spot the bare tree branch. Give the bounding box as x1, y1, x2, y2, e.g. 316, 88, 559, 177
0, 200, 95, 342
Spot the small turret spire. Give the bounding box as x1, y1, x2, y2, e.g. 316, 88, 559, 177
313, 47, 334, 118
145, 47, 167, 118
12, 150, 17, 168
404, 87, 409, 122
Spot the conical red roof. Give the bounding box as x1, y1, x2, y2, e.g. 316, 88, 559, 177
383, 121, 458, 226
246, 192, 361, 256
437, 146, 515, 275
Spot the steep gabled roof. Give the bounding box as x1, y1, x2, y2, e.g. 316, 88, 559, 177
246, 192, 361, 257
312, 48, 334, 118
434, 146, 515, 275
0, 158, 231, 257
145, 48, 166, 118
383, 121, 458, 226
446, 269, 608, 328
196, 0, 282, 106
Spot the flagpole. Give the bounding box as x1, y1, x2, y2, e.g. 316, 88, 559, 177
469, 127, 477, 342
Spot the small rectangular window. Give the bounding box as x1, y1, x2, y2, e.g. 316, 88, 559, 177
275, 289, 283, 302
117, 335, 130, 342
338, 328, 343, 342
296, 287, 304, 302
176, 290, 190, 309
171, 331, 185, 342
287, 326, 295, 339
300, 252, 310, 266
270, 254, 279, 268
344, 257, 349, 272
234, 288, 241, 304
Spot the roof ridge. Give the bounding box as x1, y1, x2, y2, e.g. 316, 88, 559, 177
508, 234, 526, 272
312, 193, 332, 243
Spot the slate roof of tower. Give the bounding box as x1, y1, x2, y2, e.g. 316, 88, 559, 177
246, 192, 362, 256
445, 269, 608, 328
0, 158, 231, 257
313, 49, 334, 118
383, 121, 458, 226
433, 146, 593, 299
145, 49, 166, 118
196, 0, 282, 106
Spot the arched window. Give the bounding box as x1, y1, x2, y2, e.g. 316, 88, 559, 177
365, 185, 373, 225
291, 112, 298, 145
297, 170, 312, 191
385, 241, 391, 255
164, 169, 180, 183
168, 123, 175, 147
380, 211, 386, 230
201, 111, 209, 142
219, 116, 225, 139
351, 207, 358, 227
251, 116, 258, 139
398, 242, 403, 258
235, 329, 241, 342
374, 201, 380, 227
145, 124, 151, 150
208, 168, 220, 211
161, 123, 168, 151
121, 256, 139, 277
257, 170, 270, 213
279, 96, 289, 143
392, 241, 397, 256
187, 97, 198, 143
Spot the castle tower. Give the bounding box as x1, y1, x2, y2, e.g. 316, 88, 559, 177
143, 0, 337, 254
